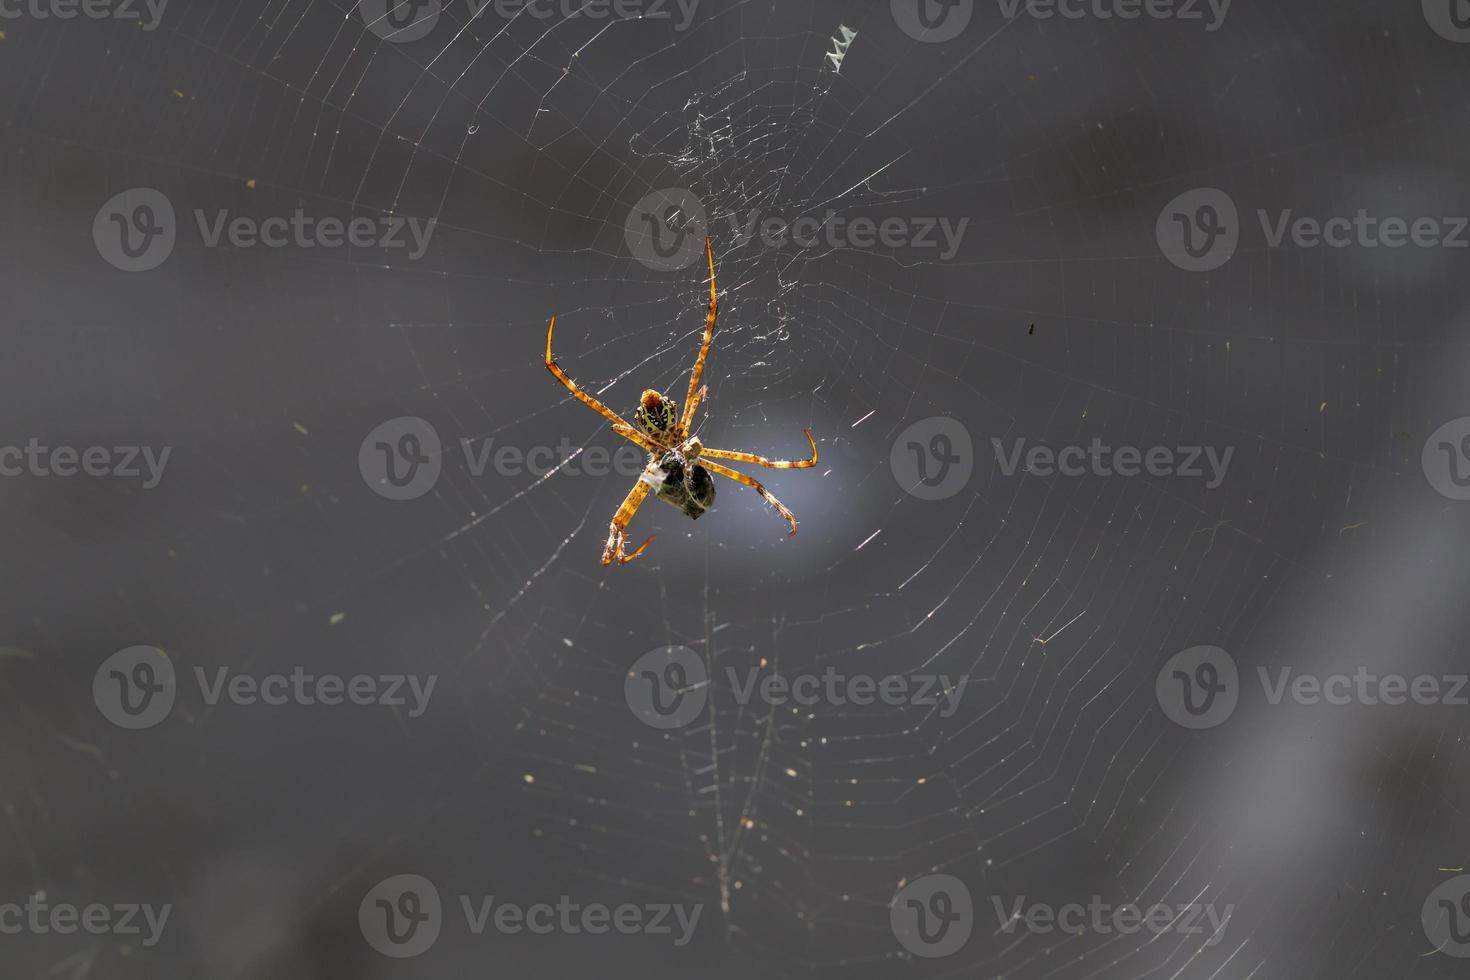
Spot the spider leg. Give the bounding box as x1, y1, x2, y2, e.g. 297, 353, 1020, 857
549, 315, 646, 431
683, 385, 709, 430
699, 459, 799, 537
602, 469, 658, 565
610, 421, 664, 455
678, 238, 717, 437
701, 430, 818, 469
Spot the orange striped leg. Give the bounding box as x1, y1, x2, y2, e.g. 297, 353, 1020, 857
603, 473, 657, 565
683, 385, 708, 430
610, 421, 662, 454
702, 430, 818, 469
546, 316, 661, 454
678, 238, 717, 437
699, 460, 798, 536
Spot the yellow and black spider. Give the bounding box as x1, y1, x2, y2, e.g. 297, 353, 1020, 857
545, 238, 818, 566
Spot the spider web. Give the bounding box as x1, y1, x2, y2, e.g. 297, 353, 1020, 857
5, 0, 1470, 978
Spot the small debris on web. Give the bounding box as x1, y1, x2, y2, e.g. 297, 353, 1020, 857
826, 25, 856, 74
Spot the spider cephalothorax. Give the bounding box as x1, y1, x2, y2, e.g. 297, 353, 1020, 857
634, 389, 677, 438
545, 237, 818, 565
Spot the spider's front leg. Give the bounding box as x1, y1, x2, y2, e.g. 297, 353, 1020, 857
682, 385, 709, 431
602, 473, 657, 565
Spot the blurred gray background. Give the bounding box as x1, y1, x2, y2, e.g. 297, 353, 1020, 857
3, 0, 1470, 977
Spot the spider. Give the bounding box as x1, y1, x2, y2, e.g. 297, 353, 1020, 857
545, 238, 818, 565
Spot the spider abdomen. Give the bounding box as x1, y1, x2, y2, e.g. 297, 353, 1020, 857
646, 451, 716, 520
